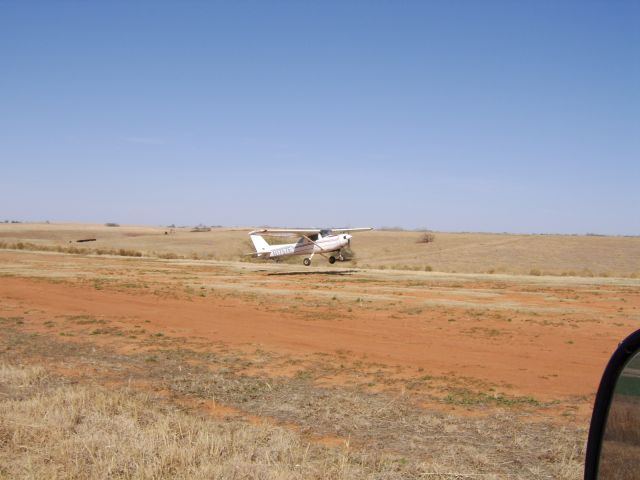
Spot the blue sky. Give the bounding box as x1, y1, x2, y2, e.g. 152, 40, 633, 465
1, 1, 638, 234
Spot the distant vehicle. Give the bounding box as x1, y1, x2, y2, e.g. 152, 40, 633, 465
248, 227, 372, 266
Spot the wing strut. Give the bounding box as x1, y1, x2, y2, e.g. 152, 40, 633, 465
301, 234, 329, 259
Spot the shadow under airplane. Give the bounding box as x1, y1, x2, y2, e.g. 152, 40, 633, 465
266, 270, 358, 276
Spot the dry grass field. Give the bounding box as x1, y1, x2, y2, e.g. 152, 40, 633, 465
1, 223, 640, 478
1, 222, 639, 276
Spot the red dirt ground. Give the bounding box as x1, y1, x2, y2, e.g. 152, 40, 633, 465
2, 254, 638, 402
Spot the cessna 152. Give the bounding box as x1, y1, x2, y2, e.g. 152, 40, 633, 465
248, 228, 372, 266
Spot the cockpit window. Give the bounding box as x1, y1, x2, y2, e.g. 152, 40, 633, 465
320, 229, 332, 237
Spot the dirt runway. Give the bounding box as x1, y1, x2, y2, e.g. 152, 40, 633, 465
2, 251, 639, 403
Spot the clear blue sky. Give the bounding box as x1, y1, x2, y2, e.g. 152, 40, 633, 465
1, 1, 638, 234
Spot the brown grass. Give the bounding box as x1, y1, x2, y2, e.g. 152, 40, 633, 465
0, 363, 407, 479
1, 223, 639, 276
2, 238, 636, 479
0, 323, 586, 479
0, 240, 144, 258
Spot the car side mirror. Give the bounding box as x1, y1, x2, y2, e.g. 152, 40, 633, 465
585, 329, 640, 479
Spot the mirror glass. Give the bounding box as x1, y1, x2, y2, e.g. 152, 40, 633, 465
599, 351, 640, 479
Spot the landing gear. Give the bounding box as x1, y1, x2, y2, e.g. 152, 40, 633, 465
304, 250, 316, 266
328, 256, 336, 264
337, 254, 344, 262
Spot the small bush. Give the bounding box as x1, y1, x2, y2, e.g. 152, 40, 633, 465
529, 269, 541, 276
158, 252, 179, 259
105, 222, 120, 227
417, 232, 435, 244
118, 249, 142, 257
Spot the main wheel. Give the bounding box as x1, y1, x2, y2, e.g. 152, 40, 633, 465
337, 254, 344, 261
328, 256, 336, 264
303, 258, 311, 266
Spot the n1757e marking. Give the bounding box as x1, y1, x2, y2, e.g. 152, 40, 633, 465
247, 227, 372, 266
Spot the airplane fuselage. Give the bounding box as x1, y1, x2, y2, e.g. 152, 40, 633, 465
267, 234, 351, 258
248, 227, 370, 265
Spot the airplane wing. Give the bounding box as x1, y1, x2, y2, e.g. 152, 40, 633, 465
249, 228, 321, 237
330, 227, 373, 233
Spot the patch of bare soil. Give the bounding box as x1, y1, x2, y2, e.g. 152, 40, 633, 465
0, 324, 584, 479
2, 250, 639, 478
0, 270, 636, 401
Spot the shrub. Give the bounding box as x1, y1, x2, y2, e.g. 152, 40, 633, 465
118, 249, 142, 257
417, 232, 435, 244
105, 222, 119, 227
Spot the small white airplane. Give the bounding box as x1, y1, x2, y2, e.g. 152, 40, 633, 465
248, 227, 372, 266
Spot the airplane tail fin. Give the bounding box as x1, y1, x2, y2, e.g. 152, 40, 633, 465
250, 234, 270, 255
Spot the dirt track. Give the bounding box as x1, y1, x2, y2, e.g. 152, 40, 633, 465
2, 250, 639, 403
4, 249, 640, 478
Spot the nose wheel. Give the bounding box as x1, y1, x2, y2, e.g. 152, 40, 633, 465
303, 258, 311, 266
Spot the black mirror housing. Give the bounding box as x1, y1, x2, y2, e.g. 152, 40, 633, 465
585, 329, 640, 479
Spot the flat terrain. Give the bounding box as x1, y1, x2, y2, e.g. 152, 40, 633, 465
2, 222, 639, 276
1, 224, 640, 478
